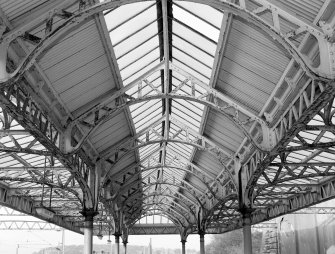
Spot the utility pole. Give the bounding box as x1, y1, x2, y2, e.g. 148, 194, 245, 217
149, 238, 152, 254
62, 229, 65, 254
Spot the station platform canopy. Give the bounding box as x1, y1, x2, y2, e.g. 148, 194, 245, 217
0, 0, 334, 239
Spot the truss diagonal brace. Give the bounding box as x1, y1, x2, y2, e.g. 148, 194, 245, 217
0, 91, 95, 209
246, 80, 335, 198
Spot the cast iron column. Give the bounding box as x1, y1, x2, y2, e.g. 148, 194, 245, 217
115, 234, 120, 254
181, 240, 186, 254
243, 215, 252, 254
123, 240, 128, 254
82, 210, 98, 254
199, 233, 205, 254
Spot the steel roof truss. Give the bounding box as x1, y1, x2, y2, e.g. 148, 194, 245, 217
1, 0, 334, 89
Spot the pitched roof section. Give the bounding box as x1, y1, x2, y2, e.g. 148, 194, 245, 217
0, 0, 334, 236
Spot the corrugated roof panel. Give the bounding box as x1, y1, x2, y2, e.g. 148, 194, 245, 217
193, 150, 224, 177
91, 112, 131, 152
44, 44, 105, 86
204, 110, 244, 153
0, 0, 47, 21
39, 21, 99, 70
110, 152, 136, 175
186, 175, 207, 192
60, 68, 113, 107
266, 0, 325, 23
39, 20, 116, 112
216, 18, 290, 113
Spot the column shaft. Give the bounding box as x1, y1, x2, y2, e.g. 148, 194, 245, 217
243, 222, 252, 254
199, 234, 205, 254
181, 240, 186, 254
115, 235, 120, 254
123, 242, 127, 254
83, 219, 93, 254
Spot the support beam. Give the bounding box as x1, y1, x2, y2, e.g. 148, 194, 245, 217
0, 220, 61, 230
162, 0, 170, 140
129, 224, 182, 235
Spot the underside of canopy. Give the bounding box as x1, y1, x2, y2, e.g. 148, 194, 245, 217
0, 0, 334, 237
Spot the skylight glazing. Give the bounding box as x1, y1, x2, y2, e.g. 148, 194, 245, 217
103, 0, 225, 222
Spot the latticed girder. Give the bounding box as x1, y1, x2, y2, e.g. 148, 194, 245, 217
0, 220, 61, 230
246, 85, 335, 211
0, 87, 95, 211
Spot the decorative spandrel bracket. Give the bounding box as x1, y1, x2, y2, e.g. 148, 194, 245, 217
238, 164, 254, 212
195, 206, 209, 235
